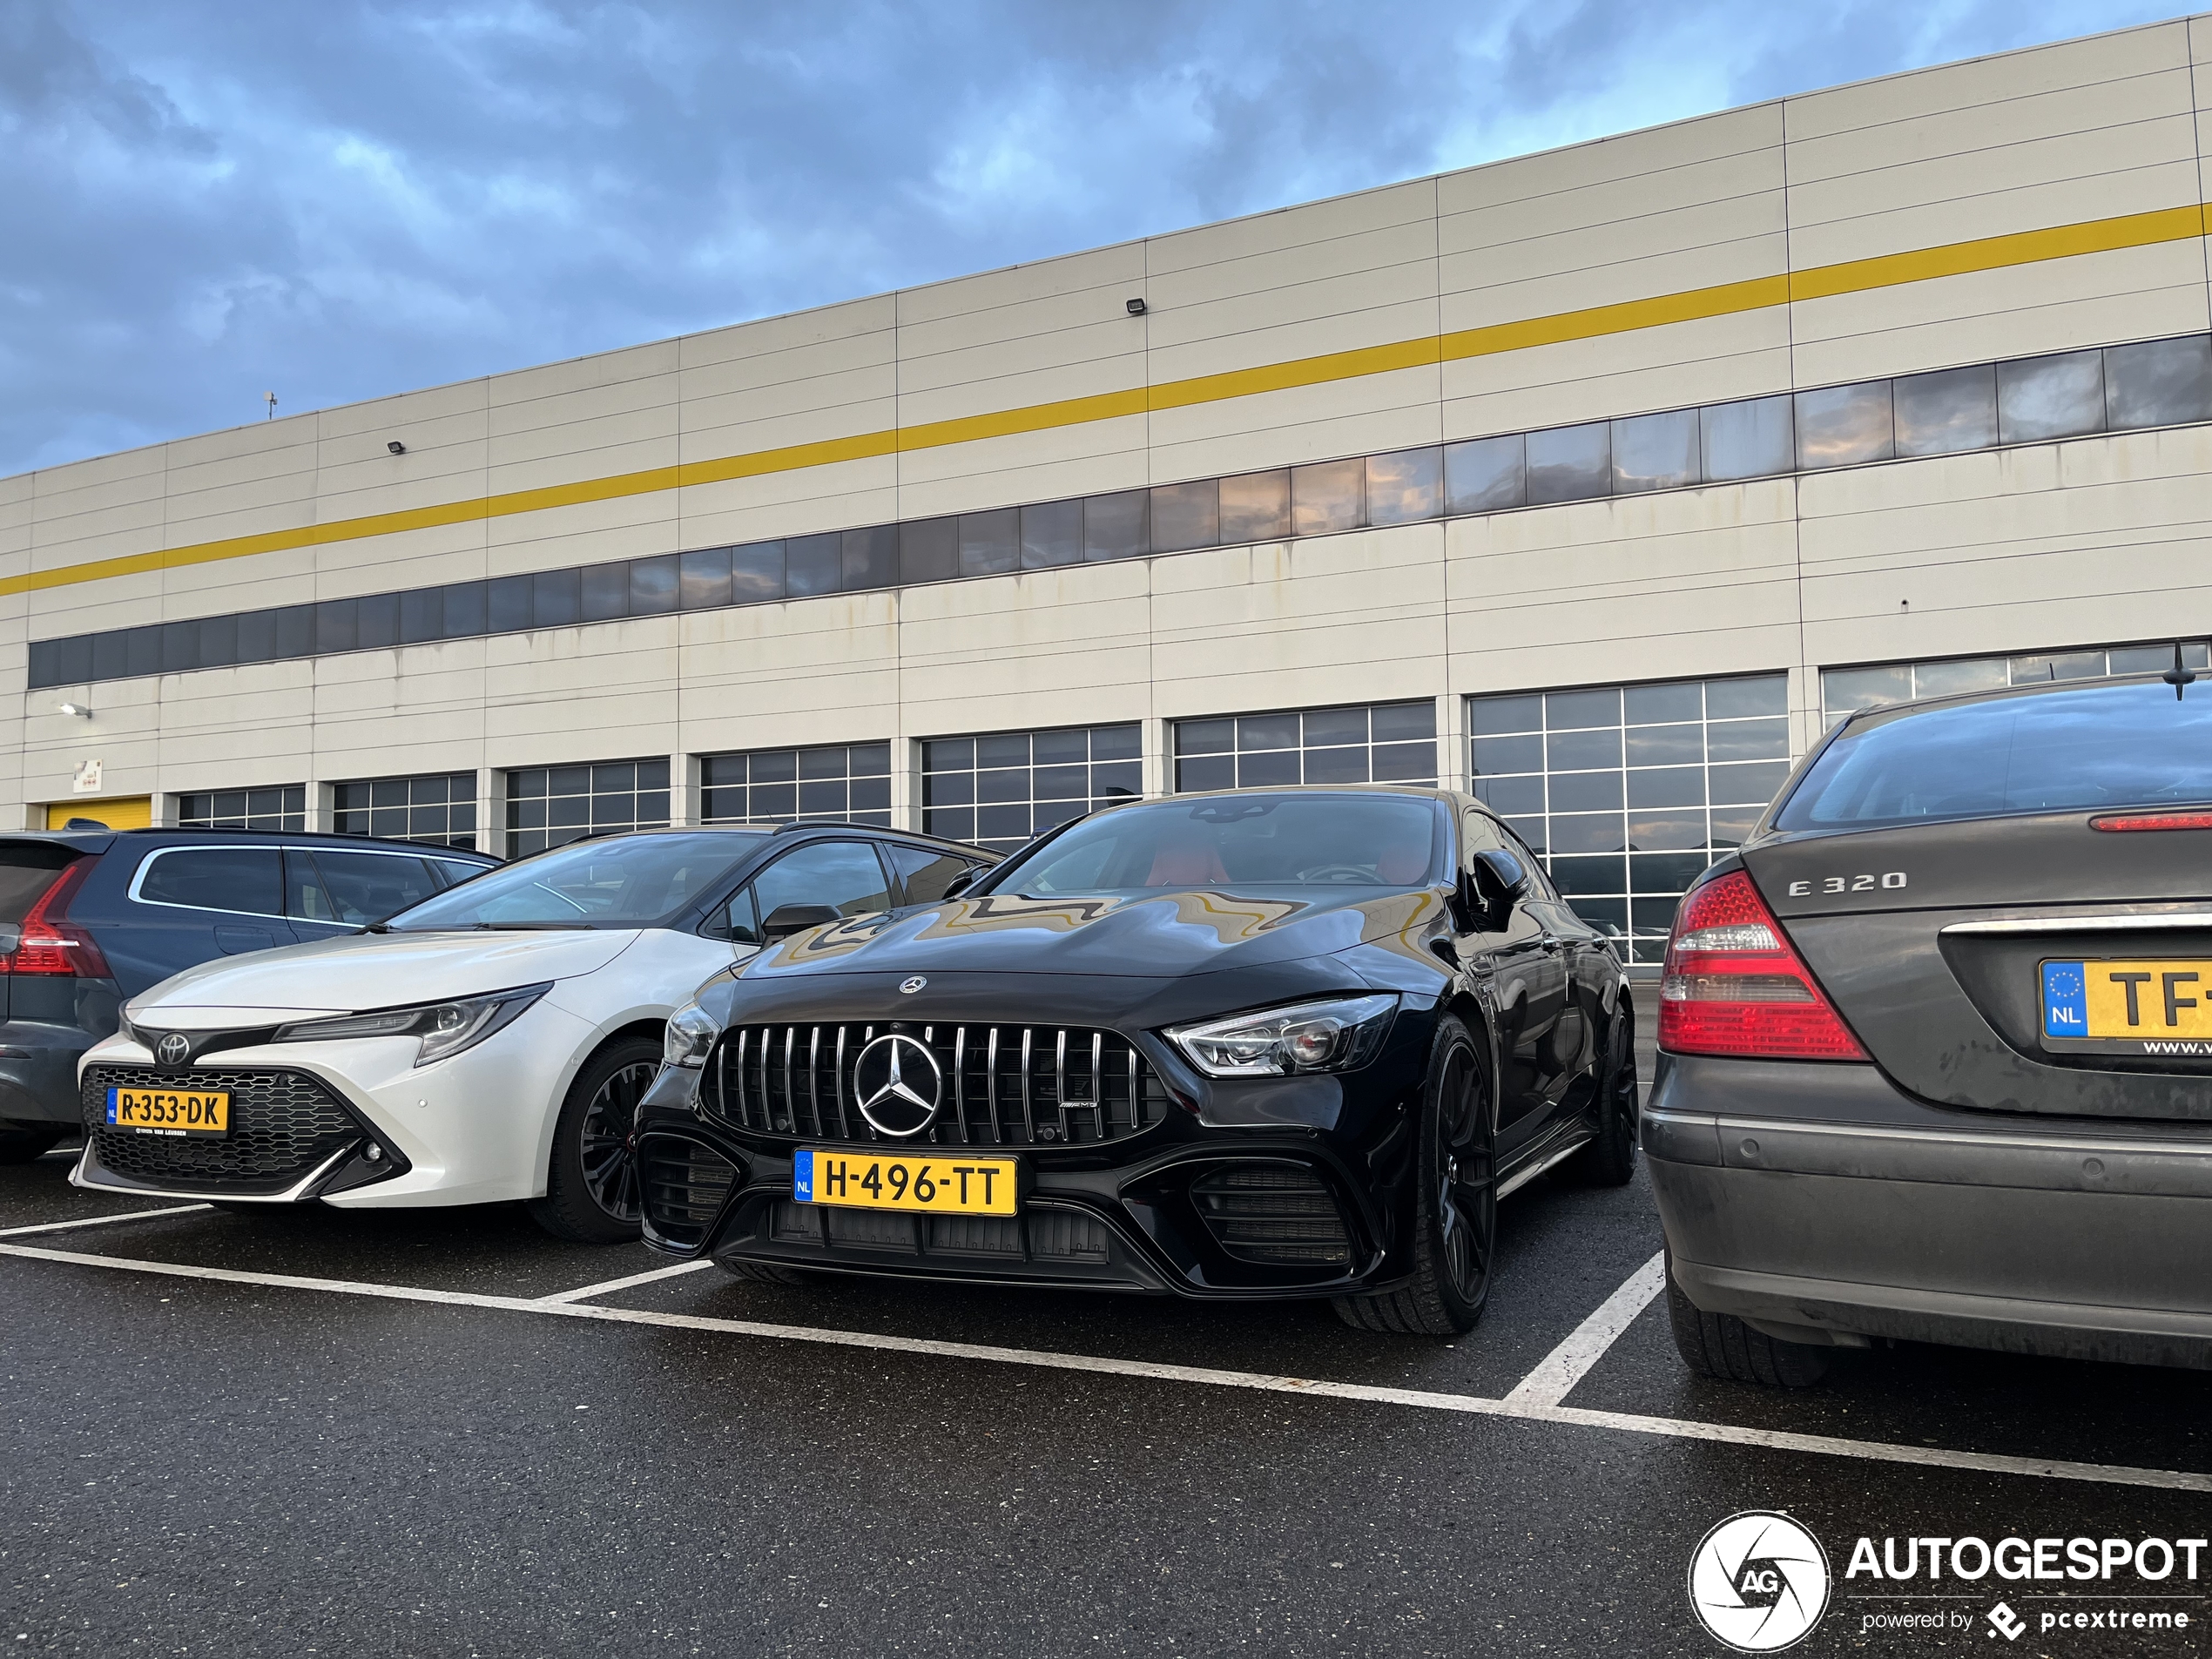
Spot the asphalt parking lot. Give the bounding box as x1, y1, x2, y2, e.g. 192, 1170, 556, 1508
6, 1068, 2212, 1657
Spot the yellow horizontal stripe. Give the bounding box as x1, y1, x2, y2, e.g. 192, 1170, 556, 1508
12, 199, 2209, 604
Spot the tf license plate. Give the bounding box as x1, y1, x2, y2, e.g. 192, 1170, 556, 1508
105, 1085, 232, 1137
793, 1148, 1018, 1216
2041, 959, 2212, 1053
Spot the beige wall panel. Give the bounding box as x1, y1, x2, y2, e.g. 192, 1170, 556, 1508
489, 374, 678, 450
1439, 106, 1779, 218
161, 470, 318, 541
680, 360, 894, 436
894, 453, 1150, 523
1149, 527, 1447, 716
26, 440, 165, 503
162, 434, 317, 504
679, 294, 898, 373
896, 559, 1149, 647
898, 280, 1143, 366
1440, 209, 1784, 310
488, 431, 677, 498
1147, 368, 1444, 483
1784, 22, 2188, 144
1439, 145, 1783, 260
307, 530, 489, 607
30, 500, 165, 572
489, 340, 678, 409
314, 458, 491, 533
159, 544, 322, 613
1144, 218, 1437, 319
1789, 244, 2211, 384
672, 462, 898, 543
1441, 309, 1792, 433
1144, 284, 1439, 383
24, 588, 170, 649
894, 414, 1150, 494
1788, 73, 2193, 195
898, 243, 1146, 327
678, 320, 895, 408
894, 346, 1143, 428
315, 376, 489, 444
486, 514, 681, 580
1147, 179, 1434, 279
1786, 152, 2200, 270
1441, 233, 1786, 335
678, 386, 897, 467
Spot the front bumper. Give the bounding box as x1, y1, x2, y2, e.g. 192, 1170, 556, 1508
1645, 1052, 2212, 1369
633, 1030, 1435, 1300
70, 999, 597, 1207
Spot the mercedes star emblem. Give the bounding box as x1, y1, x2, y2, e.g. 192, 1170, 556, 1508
154, 1033, 190, 1068
900, 976, 927, 995
852, 1033, 942, 1137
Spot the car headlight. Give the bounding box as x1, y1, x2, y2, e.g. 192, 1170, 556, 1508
1165, 993, 1399, 1078
273, 982, 551, 1068
664, 1000, 721, 1069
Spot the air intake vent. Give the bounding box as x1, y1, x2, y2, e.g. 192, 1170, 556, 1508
1190, 1165, 1351, 1267
639, 1136, 738, 1250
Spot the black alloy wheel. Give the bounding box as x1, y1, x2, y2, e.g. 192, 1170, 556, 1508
1334, 1015, 1495, 1337
529, 1035, 661, 1244
1559, 1001, 1638, 1187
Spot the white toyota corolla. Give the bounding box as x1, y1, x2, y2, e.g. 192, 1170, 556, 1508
72, 825, 991, 1241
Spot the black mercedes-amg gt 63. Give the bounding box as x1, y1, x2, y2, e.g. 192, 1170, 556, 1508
633, 786, 1636, 1335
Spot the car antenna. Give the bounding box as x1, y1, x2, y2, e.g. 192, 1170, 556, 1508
2164, 641, 2198, 701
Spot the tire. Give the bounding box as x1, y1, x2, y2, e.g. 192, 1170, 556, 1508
1667, 1259, 1831, 1388
527, 1036, 660, 1245
718, 1259, 815, 1285
1557, 1001, 1638, 1188
1332, 1014, 1495, 1338
0, 1122, 66, 1164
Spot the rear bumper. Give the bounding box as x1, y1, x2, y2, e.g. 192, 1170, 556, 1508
1644, 1053, 2212, 1370
0, 1022, 98, 1127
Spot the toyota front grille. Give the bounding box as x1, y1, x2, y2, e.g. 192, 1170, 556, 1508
701, 1022, 1170, 1147
82, 1065, 364, 1194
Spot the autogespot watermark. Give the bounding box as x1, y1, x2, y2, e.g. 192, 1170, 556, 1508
1689, 1515, 2209, 1649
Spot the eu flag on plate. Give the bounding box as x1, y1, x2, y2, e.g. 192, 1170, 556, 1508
2042, 961, 2087, 1036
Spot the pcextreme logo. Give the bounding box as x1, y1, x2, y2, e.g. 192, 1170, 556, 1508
1688, 1511, 1832, 1652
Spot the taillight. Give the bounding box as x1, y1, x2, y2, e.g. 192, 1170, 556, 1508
10, 859, 110, 979
2091, 811, 2212, 833
1658, 870, 1865, 1061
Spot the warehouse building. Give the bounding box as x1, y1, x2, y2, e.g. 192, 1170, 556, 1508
10, 15, 2212, 969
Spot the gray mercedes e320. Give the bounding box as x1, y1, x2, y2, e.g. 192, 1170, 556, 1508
1649, 664, 2212, 1385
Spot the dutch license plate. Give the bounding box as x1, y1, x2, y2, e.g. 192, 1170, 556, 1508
105, 1085, 231, 1137
793, 1148, 1018, 1216
2042, 959, 2212, 1051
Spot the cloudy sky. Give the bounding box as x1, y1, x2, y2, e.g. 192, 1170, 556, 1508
0, 0, 2187, 479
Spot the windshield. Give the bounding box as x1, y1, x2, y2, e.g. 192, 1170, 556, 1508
386, 833, 765, 929
988, 792, 1442, 894
1776, 679, 2212, 833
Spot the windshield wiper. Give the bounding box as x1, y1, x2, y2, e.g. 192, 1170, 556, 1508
467, 921, 597, 930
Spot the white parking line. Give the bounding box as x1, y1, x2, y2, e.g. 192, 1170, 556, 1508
0, 1204, 210, 1238
1505, 1251, 1668, 1407
536, 1259, 718, 1304
5, 1238, 2209, 1494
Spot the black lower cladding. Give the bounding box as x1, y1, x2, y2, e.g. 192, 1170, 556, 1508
1190, 1164, 1352, 1268
639, 1135, 740, 1251
81, 1064, 377, 1195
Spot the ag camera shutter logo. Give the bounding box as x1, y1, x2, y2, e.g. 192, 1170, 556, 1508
1689, 1511, 1832, 1652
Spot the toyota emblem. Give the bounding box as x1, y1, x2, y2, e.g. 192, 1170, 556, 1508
852, 1033, 942, 1137
900, 976, 927, 995
154, 1033, 190, 1068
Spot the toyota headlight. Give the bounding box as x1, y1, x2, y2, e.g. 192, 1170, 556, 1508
1165, 994, 1399, 1078
664, 1000, 721, 1069
273, 982, 551, 1068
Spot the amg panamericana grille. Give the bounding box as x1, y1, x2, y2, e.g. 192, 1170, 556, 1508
701, 1022, 1170, 1147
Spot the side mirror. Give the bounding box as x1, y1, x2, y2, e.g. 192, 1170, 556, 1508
761, 902, 842, 941
1473, 848, 1530, 899
940, 869, 979, 900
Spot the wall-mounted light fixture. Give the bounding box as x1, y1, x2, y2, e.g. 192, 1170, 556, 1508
1125, 298, 1147, 316
387, 441, 407, 455
56, 703, 91, 718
